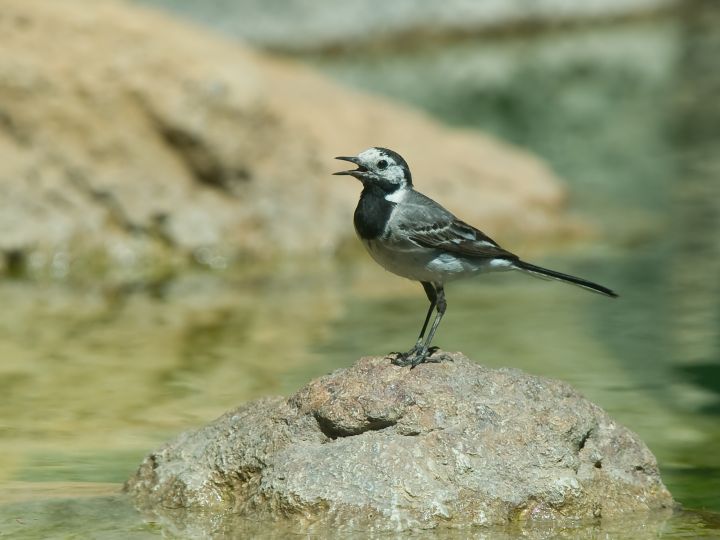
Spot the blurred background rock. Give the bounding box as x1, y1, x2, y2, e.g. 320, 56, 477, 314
137, 0, 678, 53
0, 0, 719, 537
0, 0, 576, 282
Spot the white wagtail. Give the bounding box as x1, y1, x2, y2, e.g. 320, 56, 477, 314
334, 147, 618, 368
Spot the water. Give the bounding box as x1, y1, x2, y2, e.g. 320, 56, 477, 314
3, 4, 720, 538
1, 255, 719, 536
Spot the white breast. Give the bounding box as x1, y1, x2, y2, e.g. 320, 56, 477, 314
362, 237, 515, 284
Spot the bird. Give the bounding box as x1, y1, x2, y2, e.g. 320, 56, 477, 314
334, 147, 618, 368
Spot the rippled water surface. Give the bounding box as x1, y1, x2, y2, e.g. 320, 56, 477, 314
3, 4, 720, 538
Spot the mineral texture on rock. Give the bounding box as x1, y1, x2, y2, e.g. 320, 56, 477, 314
126, 352, 674, 533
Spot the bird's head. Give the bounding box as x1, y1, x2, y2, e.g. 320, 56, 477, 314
334, 147, 412, 192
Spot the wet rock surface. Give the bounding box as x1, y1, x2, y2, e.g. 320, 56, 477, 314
126, 352, 674, 533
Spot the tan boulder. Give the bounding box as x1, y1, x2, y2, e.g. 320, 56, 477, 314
0, 0, 573, 278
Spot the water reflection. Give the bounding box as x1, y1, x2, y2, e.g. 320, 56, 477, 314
0, 479, 717, 539
0, 262, 345, 464
668, 0, 720, 416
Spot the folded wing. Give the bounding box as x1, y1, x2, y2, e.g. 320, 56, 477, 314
408, 218, 518, 261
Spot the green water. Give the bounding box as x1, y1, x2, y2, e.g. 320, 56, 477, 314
1, 253, 719, 537
4, 4, 720, 538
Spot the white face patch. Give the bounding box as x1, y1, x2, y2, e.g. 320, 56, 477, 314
357, 147, 408, 186
384, 187, 409, 203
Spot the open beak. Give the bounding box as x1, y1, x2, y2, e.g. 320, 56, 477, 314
333, 156, 367, 178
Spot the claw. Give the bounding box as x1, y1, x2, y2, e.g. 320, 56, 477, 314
390, 346, 451, 368
388, 342, 422, 366
390, 351, 415, 367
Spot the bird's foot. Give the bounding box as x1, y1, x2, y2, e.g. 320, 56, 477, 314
389, 346, 450, 368
387, 342, 421, 366
388, 349, 417, 367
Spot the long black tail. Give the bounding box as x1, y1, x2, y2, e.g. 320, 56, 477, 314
514, 260, 618, 298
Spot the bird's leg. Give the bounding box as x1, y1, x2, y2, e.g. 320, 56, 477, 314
411, 282, 437, 352
391, 282, 436, 366
409, 284, 447, 368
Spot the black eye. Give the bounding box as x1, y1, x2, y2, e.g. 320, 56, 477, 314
377, 159, 388, 170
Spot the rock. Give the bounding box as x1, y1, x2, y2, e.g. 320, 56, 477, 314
138, 0, 678, 53
0, 0, 575, 279
126, 352, 674, 534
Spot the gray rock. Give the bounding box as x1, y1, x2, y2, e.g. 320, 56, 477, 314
126, 352, 674, 534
